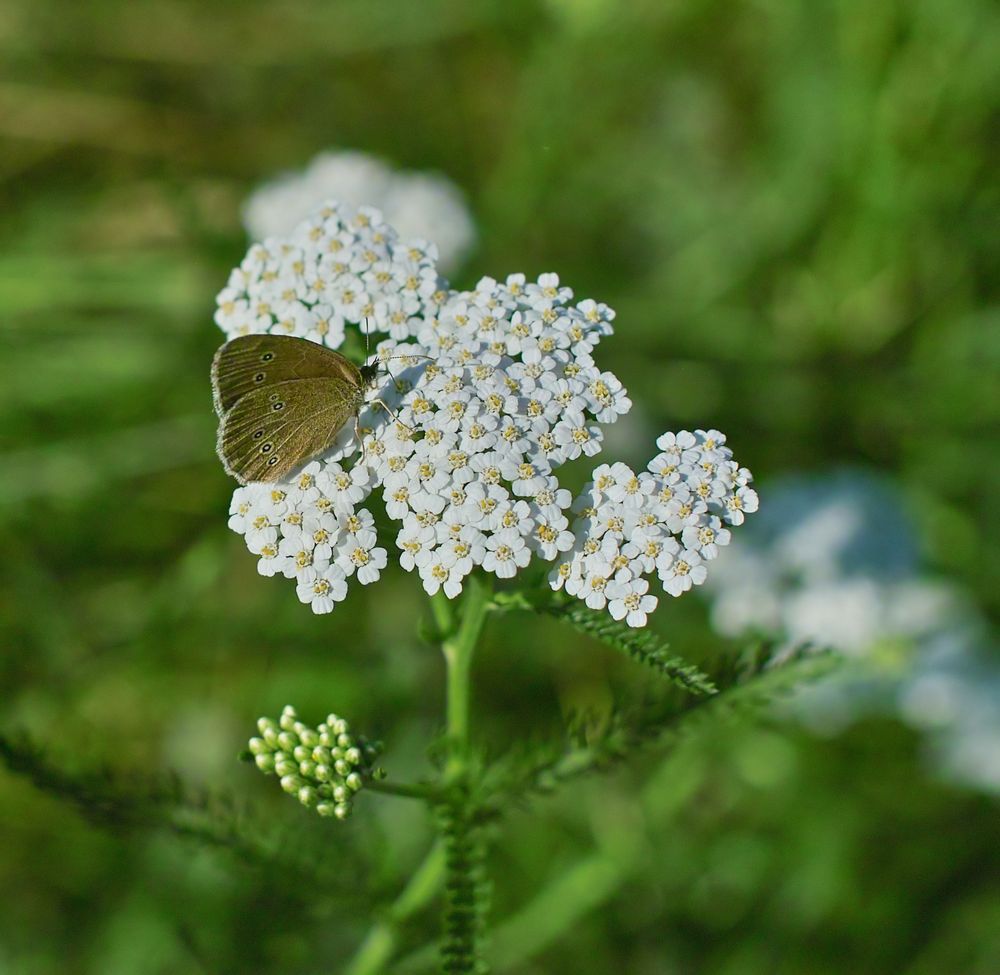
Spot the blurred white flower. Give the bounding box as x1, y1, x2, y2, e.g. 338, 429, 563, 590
704, 469, 927, 654
900, 625, 1000, 794
242, 151, 476, 274
215, 200, 758, 626
702, 468, 1000, 794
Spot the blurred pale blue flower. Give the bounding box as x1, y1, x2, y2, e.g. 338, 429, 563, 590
703, 468, 1000, 793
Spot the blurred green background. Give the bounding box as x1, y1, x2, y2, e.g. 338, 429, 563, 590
1, 1, 998, 972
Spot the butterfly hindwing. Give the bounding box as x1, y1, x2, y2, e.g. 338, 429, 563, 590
217, 377, 364, 484
211, 334, 363, 416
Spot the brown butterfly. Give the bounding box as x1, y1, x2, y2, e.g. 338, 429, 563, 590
211, 334, 386, 485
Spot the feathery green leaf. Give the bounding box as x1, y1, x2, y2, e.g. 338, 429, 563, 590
545, 602, 718, 695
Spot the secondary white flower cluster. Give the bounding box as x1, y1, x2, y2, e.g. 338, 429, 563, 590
241, 150, 476, 274
550, 432, 757, 627
249, 706, 384, 820
217, 200, 757, 626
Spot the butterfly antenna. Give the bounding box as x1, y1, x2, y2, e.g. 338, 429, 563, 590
382, 353, 434, 363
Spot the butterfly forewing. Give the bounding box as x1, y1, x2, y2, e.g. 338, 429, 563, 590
212, 333, 363, 416
218, 377, 364, 484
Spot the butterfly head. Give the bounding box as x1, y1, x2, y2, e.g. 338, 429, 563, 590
362, 351, 434, 391
359, 361, 381, 390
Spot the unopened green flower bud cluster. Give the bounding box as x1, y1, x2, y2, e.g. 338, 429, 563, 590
248, 705, 384, 820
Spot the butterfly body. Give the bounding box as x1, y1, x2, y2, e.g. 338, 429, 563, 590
212, 334, 380, 485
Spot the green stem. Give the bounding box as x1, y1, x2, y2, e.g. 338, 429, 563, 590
344, 843, 446, 975
392, 846, 631, 975
430, 590, 456, 641
340, 586, 489, 975
367, 780, 441, 802
441, 576, 492, 782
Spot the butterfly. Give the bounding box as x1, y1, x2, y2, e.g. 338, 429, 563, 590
211, 334, 388, 485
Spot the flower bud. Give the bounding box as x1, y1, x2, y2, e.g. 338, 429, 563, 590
248, 737, 268, 756
251, 706, 385, 822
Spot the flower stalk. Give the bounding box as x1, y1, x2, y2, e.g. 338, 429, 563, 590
344, 842, 447, 975
442, 576, 492, 783
436, 576, 493, 973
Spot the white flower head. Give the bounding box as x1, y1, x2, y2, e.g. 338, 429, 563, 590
607, 575, 659, 628
217, 203, 757, 626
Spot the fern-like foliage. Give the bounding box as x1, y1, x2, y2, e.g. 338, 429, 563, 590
542, 602, 718, 696
0, 730, 369, 896
483, 642, 840, 814
438, 790, 491, 974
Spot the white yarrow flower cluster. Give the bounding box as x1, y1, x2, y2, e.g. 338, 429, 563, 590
217, 200, 757, 626
241, 150, 476, 274
550, 432, 757, 627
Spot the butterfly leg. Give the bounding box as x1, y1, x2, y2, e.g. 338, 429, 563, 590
372, 397, 414, 433
354, 416, 369, 466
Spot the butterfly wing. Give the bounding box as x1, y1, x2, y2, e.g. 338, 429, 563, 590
211, 334, 363, 416
217, 377, 362, 484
